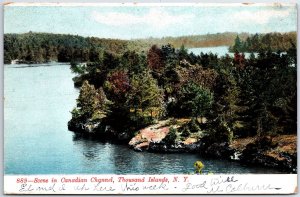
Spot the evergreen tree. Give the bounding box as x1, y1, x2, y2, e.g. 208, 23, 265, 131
127, 71, 164, 119
74, 80, 110, 122
233, 35, 243, 52
177, 82, 213, 119
163, 127, 177, 144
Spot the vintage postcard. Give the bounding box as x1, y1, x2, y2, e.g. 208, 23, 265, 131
3, 2, 297, 194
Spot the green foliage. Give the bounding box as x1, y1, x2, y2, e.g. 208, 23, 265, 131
231, 35, 243, 52
257, 109, 281, 136
121, 50, 147, 74
205, 117, 233, 143
4, 31, 296, 144
127, 71, 164, 118
189, 118, 201, 132
66, 41, 297, 142
103, 51, 120, 70
4, 32, 296, 65
211, 68, 241, 131
166, 118, 178, 126
70, 61, 86, 74
179, 118, 201, 137
177, 82, 213, 118
180, 126, 190, 137
4, 32, 128, 63
178, 45, 189, 60
163, 127, 177, 144
70, 108, 81, 120
229, 32, 296, 53
194, 161, 205, 174
76, 80, 110, 122
179, 118, 202, 138
134, 32, 250, 49
235, 49, 297, 136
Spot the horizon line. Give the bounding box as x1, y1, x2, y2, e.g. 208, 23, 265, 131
4, 31, 297, 41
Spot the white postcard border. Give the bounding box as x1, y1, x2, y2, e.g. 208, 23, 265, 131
2, 1, 299, 196
4, 174, 297, 194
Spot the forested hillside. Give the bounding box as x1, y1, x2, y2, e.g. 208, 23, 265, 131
5, 32, 248, 64
4, 32, 248, 64
133, 32, 250, 49
4, 31, 296, 64
229, 32, 296, 52
4, 32, 130, 64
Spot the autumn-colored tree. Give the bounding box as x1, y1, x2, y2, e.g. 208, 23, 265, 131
233, 52, 246, 69
188, 65, 218, 90
147, 45, 165, 71
105, 70, 130, 95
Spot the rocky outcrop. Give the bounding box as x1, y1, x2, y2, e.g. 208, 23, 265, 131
147, 141, 202, 153
71, 116, 297, 173
68, 119, 86, 133
68, 119, 131, 142
129, 119, 201, 153
194, 135, 297, 173
148, 141, 186, 153
201, 142, 235, 160
129, 120, 170, 151
239, 136, 297, 173
68, 119, 106, 135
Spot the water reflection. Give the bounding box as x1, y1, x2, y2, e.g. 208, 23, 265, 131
71, 134, 282, 174
71, 133, 199, 174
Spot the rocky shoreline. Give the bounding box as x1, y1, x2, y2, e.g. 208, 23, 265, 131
68, 119, 297, 173
237, 136, 297, 173
128, 120, 297, 173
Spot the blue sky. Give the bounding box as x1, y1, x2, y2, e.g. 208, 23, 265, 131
4, 4, 297, 39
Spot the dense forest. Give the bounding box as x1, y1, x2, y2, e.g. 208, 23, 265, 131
4, 32, 130, 64
229, 32, 296, 53
4, 31, 296, 142
5, 31, 296, 171
132, 32, 251, 49
5, 31, 296, 64
68, 41, 296, 146
5, 32, 248, 64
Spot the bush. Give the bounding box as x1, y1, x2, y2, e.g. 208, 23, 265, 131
180, 126, 190, 137
163, 127, 177, 144
169, 118, 178, 125
194, 160, 205, 174
179, 118, 201, 138
205, 117, 233, 143
188, 118, 201, 133
177, 82, 213, 118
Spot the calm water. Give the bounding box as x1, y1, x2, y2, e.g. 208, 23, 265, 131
188, 46, 257, 58
189, 46, 230, 56
4, 62, 282, 174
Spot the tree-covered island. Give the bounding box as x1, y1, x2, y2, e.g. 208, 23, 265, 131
5, 32, 297, 173
66, 32, 296, 173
